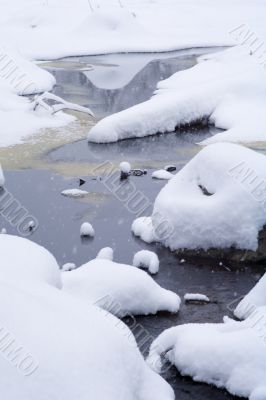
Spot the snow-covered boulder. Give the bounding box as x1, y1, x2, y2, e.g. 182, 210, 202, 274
88, 47, 266, 145
133, 250, 159, 274
234, 273, 266, 320
184, 293, 210, 303
0, 277, 174, 400
147, 310, 266, 400
62, 258, 180, 317
0, 164, 4, 187
152, 170, 174, 180
80, 222, 95, 237
132, 143, 266, 254
0, 234, 61, 288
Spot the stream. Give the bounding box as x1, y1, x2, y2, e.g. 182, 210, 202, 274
2, 49, 265, 400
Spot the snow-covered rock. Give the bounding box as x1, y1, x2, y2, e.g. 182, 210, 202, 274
62, 258, 180, 317
96, 247, 114, 261
132, 143, 266, 252
152, 170, 174, 180
184, 293, 210, 302
234, 273, 266, 320
88, 47, 266, 145
119, 161, 131, 174
0, 164, 5, 187
61, 189, 89, 198
0, 234, 61, 288
0, 278, 174, 400
62, 262, 77, 272
80, 222, 95, 238
147, 309, 266, 399
133, 250, 159, 274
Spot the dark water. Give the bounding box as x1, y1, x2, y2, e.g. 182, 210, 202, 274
3, 50, 265, 400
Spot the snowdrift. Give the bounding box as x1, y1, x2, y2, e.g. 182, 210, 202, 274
132, 143, 266, 253
147, 310, 266, 400
62, 257, 180, 317
235, 273, 266, 320
0, 235, 174, 400
88, 47, 266, 145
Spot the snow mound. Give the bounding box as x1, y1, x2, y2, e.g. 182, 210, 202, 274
0, 164, 4, 187
234, 273, 266, 320
61, 189, 89, 198
96, 247, 114, 261
62, 258, 180, 317
62, 262, 77, 272
80, 222, 95, 237
184, 293, 210, 302
119, 161, 131, 174
133, 250, 159, 274
88, 47, 266, 145
152, 170, 174, 180
132, 143, 266, 252
147, 308, 266, 399
0, 234, 61, 288
0, 278, 174, 400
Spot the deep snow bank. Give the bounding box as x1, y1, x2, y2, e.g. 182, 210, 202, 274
132, 143, 266, 252
0, 48, 74, 147
147, 310, 266, 400
1, 1, 266, 59
62, 257, 180, 317
0, 280, 174, 400
0, 236, 174, 400
0, 234, 61, 288
88, 47, 266, 144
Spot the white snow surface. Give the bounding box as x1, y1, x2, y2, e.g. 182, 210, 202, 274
152, 170, 174, 181
62, 257, 180, 317
0, 47, 74, 147
147, 309, 266, 399
88, 46, 266, 145
133, 250, 160, 274
1, 1, 266, 60
0, 235, 174, 400
0, 280, 174, 400
0, 234, 61, 288
234, 273, 266, 320
132, 143, 266, 252
184, 293, 210, 302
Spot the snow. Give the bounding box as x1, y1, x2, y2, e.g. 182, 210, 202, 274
96, 247, 114, 261
0, 234, 61, 288
61, 189, 89, 198
132, 143, 266, 252
88, 46, 266, 145
0, 235, 174, 400
147, 309, 266, 399
234, 273, 266, 320
0, 164, 5, 187
133, 250, 159, 275
62, 257, 180, 317
62, 262, 77, 272
184, 293, 210, 302
1, 1, 266, 60
152, 170, 174, 181
0, 279, 174, 400
0, 47, 75, 147
80, 222, 95, 237
119, 161, 131, 174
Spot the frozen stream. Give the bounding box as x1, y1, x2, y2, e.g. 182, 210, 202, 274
2, 49, 265, 400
